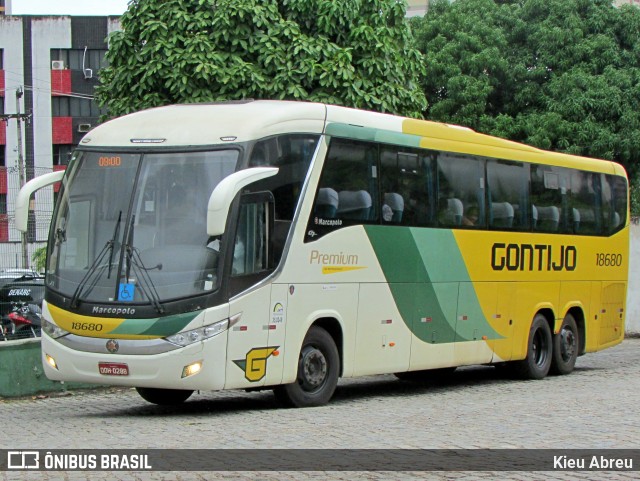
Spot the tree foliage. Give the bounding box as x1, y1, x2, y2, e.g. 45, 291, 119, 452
96, 0, 426, 118
412, 0, 640, 179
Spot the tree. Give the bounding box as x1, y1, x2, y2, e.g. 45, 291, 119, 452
412, 0, 640, 180
410, 0, 513, 128
32, 246, 47, 273
96, 0, 427, 118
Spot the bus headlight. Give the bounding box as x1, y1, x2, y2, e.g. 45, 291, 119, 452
165, 319, 229, 347
42, 318, 70, 339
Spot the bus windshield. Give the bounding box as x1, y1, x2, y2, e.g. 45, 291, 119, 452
47, 150, 238, 307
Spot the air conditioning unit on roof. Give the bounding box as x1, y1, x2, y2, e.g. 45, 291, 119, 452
51, 60, 65, 70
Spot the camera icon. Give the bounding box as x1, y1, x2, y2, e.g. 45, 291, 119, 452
7, 451, 40, 469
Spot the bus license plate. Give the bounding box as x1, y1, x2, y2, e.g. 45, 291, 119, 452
98, 362, 129, 376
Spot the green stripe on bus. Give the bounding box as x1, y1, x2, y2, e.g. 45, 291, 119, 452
364, 225, 501, 343
109, 311, 201, 336
325, 123, 422, 148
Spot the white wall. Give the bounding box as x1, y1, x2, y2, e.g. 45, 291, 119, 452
0, 17, 25, 267
627, 220, 640, 334
31, 17, 72, 243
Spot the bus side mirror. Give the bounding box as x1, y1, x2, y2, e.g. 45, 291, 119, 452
15, 170, 65, 232
207, 167, 278, 236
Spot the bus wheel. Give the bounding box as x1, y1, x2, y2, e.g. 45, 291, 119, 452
513, 314, 552, 380
273, 326, 339, 408
550, 313, 579, 375
394, 367, 456, 382
135, 387, 193, 405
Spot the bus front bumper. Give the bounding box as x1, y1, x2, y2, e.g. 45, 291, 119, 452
41, 331, 228, 391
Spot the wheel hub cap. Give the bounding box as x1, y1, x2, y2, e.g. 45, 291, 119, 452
300, 346, 327, 390
561, 328, 576, 361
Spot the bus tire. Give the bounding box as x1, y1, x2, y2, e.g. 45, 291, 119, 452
394, 367, 456, 382
135, 387, 193, 405
513, 314, 552, 380
273, 326, 339, 408
550, 313, 579, 375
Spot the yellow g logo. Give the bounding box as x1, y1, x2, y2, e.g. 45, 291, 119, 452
233, 347, 278, 382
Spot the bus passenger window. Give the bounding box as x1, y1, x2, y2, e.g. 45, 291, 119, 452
486, 159, 529, 230
436, 153, 485, 228
379, 147, 435, 227
530, 165, 570, 233
602, 174, 627, 235
307, 139, 378, 240
569, 171, 602, 235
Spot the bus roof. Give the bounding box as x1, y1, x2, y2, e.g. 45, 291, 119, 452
81, 101, 328, 147
81, 100, 624, 177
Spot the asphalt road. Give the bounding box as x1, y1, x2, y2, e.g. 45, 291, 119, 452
1, 338, 639, 481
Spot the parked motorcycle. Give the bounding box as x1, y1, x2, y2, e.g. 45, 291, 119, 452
1, 302, 42, 340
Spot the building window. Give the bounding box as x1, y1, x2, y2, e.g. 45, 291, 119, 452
53, 145, 74, 166
51, 49, 107, 71
52, 96, 105, 117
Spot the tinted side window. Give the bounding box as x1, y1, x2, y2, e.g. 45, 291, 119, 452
437, 153, 485, 228
569, 171, 602, 235
379, 147, 436, 227
530, 165, 570, 233
248, 134, 319, 262
307, 139, 378, 240
248, 134, 319, 221
602, 174, 628, 235
487, 160, 530, 230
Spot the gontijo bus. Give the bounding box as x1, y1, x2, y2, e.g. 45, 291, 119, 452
16, 101, 628, 407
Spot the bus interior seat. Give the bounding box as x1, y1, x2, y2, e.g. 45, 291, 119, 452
337, 190, 372, 220
383, 193, 404, 223
491, 202, 514, 228
440, 198, 463, 226
572, 208, 581, 232
613, 212, 621, 229
315, 188, 339, 218
535, 205, 560, 231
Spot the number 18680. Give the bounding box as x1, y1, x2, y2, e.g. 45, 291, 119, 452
595, 253, 623, 267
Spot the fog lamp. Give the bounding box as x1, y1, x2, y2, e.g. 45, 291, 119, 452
182, 361, 203, 378
45, 354, 58, 370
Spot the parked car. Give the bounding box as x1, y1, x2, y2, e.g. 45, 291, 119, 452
0, 269, 41, 289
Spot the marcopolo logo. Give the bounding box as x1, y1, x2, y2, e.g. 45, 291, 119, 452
91, 306, 136, 316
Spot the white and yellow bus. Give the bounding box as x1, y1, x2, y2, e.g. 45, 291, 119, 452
16, 101, 628, 407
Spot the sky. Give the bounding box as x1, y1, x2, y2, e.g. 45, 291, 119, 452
11, 0, 130, 15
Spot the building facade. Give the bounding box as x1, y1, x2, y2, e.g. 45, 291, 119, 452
0, 15, 120, 269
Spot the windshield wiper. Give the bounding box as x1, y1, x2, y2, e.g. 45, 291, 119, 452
123, 215, 165, 314
70, 211, 122, 308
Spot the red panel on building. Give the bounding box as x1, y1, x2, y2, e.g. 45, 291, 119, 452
0, 167, 6, 195
0, 121, 5, 145
52, 117, 73, 144
53, 164, 67, 193
0, 70, 5, 96
51, 69, 71, 95
0, 215, 7, 242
